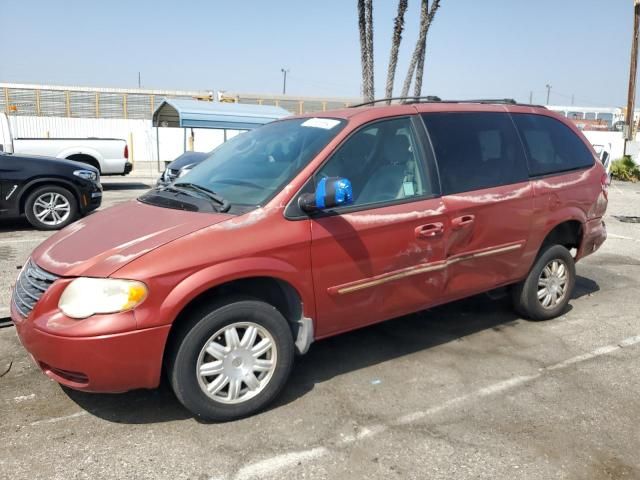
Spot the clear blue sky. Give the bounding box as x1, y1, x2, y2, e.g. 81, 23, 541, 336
0, 0, 633, 106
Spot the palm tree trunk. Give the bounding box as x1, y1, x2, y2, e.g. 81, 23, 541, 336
401, 0, 440, 99
358, 0, 368, 100
363, 0, 375, 102
385, 0, 408, 103
413, 0, 441, 97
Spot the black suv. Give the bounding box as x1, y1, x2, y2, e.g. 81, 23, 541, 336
0, 153, 102, 230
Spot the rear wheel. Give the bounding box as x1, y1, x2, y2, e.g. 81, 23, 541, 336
168, 297, 294, 421
24, 185, 78, 230
511, 244, 575, 321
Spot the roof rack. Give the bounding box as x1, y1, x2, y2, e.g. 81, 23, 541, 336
443, 98, 518, 105
350, 96, 442, 108
350, 97, 545, 108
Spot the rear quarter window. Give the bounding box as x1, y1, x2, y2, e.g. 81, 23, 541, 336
511, 113, 594, 177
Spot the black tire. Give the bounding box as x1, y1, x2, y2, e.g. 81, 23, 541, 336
167, 297, 294, 421
24, 185, 78, 230
512, 244, 576, 321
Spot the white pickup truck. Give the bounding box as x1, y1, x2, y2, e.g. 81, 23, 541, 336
0, 113, 132, 175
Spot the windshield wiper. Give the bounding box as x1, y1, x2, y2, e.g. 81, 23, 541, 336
173, 182, 230, 212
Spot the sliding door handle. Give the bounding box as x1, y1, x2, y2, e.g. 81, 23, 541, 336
415, 222, 444, 239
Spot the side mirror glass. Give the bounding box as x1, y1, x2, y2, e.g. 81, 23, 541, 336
299, 177, 353, 213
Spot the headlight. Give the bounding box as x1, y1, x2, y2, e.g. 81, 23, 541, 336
58, 278, 148, 319
73, 169, 98, 181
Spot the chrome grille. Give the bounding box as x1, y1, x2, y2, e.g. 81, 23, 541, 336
12, 260, 59, 317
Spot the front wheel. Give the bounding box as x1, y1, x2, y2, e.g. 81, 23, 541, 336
167, 298, 294, 421
24, 185, 78, 230
511, 244, 576, 321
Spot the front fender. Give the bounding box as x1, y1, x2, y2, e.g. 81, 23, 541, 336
135, 257, 315, 330
17, 176, 82, 212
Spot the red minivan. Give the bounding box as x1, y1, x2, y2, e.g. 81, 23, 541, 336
11, 99, 608, 420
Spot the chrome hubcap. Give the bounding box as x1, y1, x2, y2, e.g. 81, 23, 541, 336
196, 322, 277, 405
537, 259, 568, 309
33, 192, 71, 226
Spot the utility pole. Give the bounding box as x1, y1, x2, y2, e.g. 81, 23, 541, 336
545, 84, 552, 105
571, 94, 575, 106
281, 68, 290, 95
138, 72, 141, 89
625, 0, 640, 146
529, 91, 533, 104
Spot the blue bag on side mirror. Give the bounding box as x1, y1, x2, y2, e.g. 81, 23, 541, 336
315, 177, 353, 209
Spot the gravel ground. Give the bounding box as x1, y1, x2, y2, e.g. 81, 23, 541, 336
1, 179, 639, 480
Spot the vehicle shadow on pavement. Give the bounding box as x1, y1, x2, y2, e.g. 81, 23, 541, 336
101, 182, 152, 191
63, 277, 600, 424
0, 218, 32, 232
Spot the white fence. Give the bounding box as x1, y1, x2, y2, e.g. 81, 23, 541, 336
582, 131, 626, 162
8, 116, 243, 174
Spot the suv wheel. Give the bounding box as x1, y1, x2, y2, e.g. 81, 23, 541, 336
168, 297, 294, 421
512, 244, 576, 321
24, 185, 78, 230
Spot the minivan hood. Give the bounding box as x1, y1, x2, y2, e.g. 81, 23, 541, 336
31, 200, 231, 277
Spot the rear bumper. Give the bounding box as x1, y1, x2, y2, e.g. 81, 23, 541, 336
123, 162, 133, 175
11, 301, 170, 393
578, 218, 607, 260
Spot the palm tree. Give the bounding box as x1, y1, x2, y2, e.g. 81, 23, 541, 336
358, 0, 375, 102
365, 0, 374, 101
385, 0, 408, 103
401, 0, 441, 98
358, 0, 368, 99
413, 0, 441, 97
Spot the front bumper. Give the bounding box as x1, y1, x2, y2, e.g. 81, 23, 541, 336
77, 180, 102, 214
11, 300, 170, 393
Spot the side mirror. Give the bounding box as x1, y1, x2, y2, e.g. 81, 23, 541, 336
299, 177, 353, 213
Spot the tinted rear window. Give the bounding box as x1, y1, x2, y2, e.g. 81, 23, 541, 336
511, 113, 594, 177
421, 112, 528, 195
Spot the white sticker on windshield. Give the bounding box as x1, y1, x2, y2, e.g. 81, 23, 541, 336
301, 118, 341, 129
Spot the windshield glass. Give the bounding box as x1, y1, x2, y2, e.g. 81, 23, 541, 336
175, 117, 346, 207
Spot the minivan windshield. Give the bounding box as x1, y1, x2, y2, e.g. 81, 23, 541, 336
173, 117, 346, 207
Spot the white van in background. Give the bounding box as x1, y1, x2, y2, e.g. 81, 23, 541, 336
0, 112, 132, 175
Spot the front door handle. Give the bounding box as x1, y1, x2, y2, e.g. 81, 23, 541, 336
415, 222, 444, 239
451, 214, 475, 230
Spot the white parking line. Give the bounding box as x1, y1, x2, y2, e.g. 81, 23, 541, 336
233, 447, 329, 480
29, 411, 88, 426
226, 333, 640, 480
0, 237, 48, 244
608, 233, 640, 243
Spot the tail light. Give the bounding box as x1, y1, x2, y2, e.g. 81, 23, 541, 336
124, 144, 129, 160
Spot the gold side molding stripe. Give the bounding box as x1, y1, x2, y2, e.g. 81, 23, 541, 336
329, 242, 523, 296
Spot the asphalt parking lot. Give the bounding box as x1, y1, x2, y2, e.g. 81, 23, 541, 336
1, 179, 640, 480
